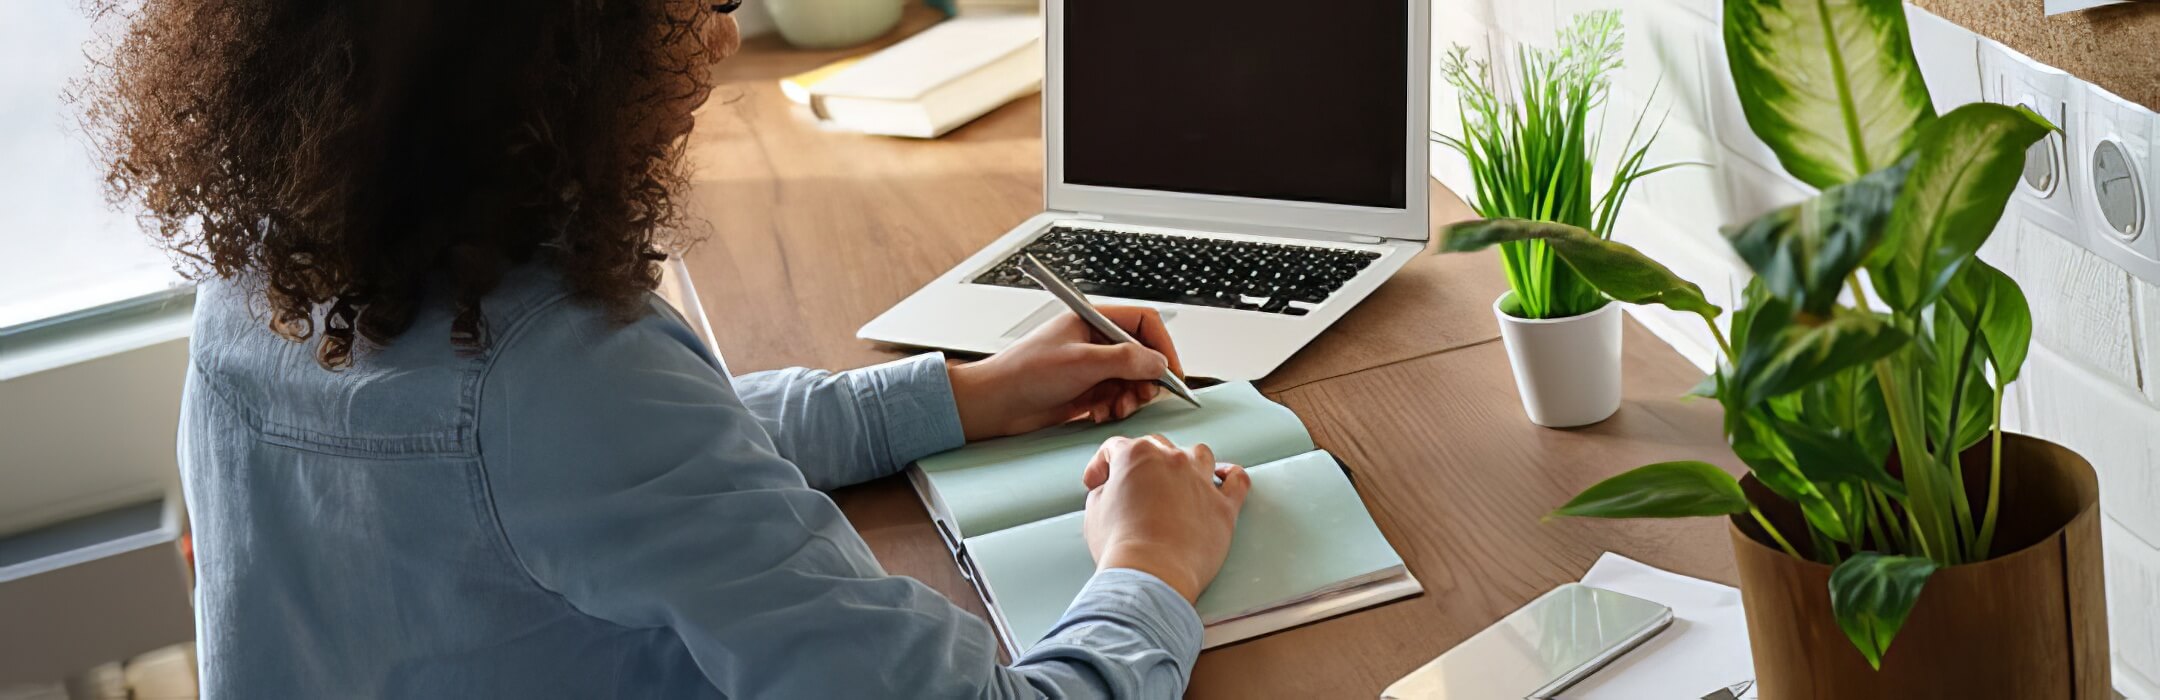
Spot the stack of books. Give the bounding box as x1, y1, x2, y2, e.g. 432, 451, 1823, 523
953, 0, 1037, 15
780, 15, 1041, 139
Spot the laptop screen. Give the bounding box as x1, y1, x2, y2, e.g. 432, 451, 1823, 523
1060, 0, 1410, 210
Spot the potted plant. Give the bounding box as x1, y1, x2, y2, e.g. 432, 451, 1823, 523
1520, 1, 2109, 696
1434, 12, 1694, 428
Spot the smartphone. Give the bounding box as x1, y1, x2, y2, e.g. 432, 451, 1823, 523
1381, 583, 1673, 700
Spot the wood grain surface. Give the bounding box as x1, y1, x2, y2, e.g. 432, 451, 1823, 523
1210, 322, 1740, 698
679, 10, 1491, 382
679, 10, 1745, 696
1730, 435, 2110, 699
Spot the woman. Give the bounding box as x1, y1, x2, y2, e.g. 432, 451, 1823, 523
81, 0, 1250, 697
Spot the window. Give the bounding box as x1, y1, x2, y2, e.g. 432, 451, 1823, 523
0, 4, 188, 334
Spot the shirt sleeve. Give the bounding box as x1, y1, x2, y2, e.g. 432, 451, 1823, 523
729, 354, 966, 490
475, 298, 1202, 699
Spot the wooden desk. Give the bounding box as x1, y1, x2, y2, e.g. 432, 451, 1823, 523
683, 13, 1744, 697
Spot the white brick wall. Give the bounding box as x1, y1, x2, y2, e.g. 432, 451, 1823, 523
2018, 216, 2144, 387
2020, 345, 2160, 543
2143, 279, 2160, 406
2109, 515, 2160, 696
1429, 2, 2160, 693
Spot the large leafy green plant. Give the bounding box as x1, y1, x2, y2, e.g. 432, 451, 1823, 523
1434, 12, 1686, 319
1536, 0, 2055, 670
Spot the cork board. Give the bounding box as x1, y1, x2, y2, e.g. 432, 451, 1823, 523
1913, 0, 2160, 111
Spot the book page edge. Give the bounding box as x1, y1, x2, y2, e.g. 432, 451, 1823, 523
1199, 569, 1424, 650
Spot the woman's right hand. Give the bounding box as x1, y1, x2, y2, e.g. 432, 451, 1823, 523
1081, 435, 1251, 603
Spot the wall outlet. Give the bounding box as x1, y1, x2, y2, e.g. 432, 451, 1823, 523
1980, 39, 2082, 233
2074, 82, 2160, 283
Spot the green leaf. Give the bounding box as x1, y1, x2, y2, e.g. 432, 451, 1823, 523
1730, 412, 1851, 542
1440, 219, 1722, 320
1729, 290, 1796, 405
1552, 461, 1751, 519
1830, 553, 1940, 669
1723, 0, 1935, 189
1768, 416, 1906, 499
1872, 103, 2056, 311
1684, 372, 1721, 400
1945, 260, 2033, 384
1733, 308, 1911, 409
1726, 277, 1775, 354
1725, 160, 1910, 315
1794, 365, 1892, 466
1925, 306, 1996, 453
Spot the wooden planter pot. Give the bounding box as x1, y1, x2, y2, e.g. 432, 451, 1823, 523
1728, 433, 2111, 699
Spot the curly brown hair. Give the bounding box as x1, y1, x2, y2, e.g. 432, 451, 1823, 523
76, 0, 727, 368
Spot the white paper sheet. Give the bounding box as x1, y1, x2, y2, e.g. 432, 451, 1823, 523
1563, 553, 1758, 700
2045, 0, 2125, 14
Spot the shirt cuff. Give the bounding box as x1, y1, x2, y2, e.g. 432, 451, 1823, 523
1055, 568, 1206, 666
850, 352, 968, 468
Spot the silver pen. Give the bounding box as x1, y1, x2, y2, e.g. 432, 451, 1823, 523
1017, 253, 1203, 408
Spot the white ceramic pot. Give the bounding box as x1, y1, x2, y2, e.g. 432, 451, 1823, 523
1493, 292, 1622, 428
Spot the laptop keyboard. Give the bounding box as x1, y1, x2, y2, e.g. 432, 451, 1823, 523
970, 226, 1383, 315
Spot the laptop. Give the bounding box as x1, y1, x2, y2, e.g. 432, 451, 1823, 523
859, 0, 1431, 381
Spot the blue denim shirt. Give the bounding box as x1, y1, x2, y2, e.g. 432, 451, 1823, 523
179, 268, 1202, 698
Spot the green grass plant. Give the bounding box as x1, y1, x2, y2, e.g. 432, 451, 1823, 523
1435, 11, 1677, 319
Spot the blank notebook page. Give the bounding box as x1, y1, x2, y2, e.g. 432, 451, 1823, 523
916, 382, 1315, 537
966, 450, 1403, 653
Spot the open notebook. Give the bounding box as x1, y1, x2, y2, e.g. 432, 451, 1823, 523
907, 382, 1421, 656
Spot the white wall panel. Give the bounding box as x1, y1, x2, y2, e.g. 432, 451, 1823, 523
1904, 5, 1981, 114
1637, 126, 1734, 234
1667, 0, 1716, 23
1717, 145, 1813, 224
2019, 217, 2144, 388
1700, 30, 1790, 181
1980, 205, 2025, 270
1615, 202, 1748, 371
2104, 517, 2160, 699
2141, 278, 2160, 405
1492, 0, 1562, 46
2019, 345, 2160, 544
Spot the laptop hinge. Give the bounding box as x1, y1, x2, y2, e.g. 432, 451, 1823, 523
1064, 210, 1393, 246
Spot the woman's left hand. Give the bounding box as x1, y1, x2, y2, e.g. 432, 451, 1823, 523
947, 306, 1186, 441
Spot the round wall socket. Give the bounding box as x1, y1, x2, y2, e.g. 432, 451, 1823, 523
2023, 132, 2062, 197
2091, 139, 2144, 241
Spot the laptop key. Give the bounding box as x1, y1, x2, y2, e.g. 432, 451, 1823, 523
970, 226, 1378, 315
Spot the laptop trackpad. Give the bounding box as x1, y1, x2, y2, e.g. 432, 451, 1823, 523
999, 300, 1180, 340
